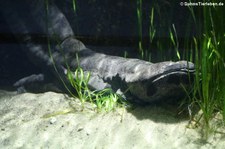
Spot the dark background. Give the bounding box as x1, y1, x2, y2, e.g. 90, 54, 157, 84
0, 0, 200, 89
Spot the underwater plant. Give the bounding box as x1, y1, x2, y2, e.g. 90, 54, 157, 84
65, 56, 127, 112
190, 1, 225, 138
135, 0, 225, 138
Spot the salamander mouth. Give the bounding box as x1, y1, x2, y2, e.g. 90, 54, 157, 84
149, 61, 195, 85
128, 68, 195, 103
152, 68, 195, 85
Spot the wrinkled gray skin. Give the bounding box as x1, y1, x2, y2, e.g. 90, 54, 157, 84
1, 1, 194, 103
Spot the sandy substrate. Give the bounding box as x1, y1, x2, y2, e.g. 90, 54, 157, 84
0, 90, 225, 149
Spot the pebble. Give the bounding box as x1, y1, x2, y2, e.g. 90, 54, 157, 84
77, 127, 83, 132
49, 117, 57, 124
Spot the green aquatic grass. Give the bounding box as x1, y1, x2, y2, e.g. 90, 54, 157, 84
48, 45, 127, 112
192, 35, 225, 138
149, 7, 156, 44
66, 64, 127, 112
72, 0, 77, 12
136, 0, 143, 57
66, 64, 91, 103
188, 1, 225, 138
134, 0, 224, 138
136, 1, 182, 62
48, 46, 127, 112
93, 88, 126, 112
169, 24, 180, 60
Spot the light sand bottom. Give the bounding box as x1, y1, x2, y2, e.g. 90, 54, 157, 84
0, 90, 224, 149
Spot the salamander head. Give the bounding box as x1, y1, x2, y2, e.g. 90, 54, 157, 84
127, 61, 195, 103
